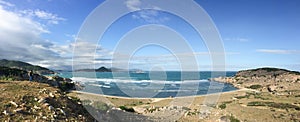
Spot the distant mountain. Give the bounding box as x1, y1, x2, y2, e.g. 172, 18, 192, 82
96, 66, 111, 72
0, 59, 54, 75
74, 66, 125, 72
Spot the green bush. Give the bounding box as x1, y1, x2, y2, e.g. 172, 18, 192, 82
219, 103, 226, 109
59, 82, 75, 91
119, 106, 135, 112
229, 114, 240, 122
249, 84, 262, 89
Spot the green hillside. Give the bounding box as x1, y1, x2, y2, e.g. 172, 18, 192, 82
0, 59, 54, 74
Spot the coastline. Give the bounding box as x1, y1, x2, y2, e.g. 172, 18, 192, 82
66, 68, 300, 121
70, 86, 250, 100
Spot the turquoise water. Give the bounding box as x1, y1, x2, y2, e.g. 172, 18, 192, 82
59, 71, 237, 98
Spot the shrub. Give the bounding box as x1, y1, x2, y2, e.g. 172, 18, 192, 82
249, 84, 262, 89
219, 103, 226, 109
59, 82, 75, 91
229, 114, 240, 122
119, 106, 135, 112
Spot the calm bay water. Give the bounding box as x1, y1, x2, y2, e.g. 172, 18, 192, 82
58, 71, 237, 98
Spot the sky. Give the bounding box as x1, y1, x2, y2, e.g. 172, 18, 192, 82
0, 0, 299, 71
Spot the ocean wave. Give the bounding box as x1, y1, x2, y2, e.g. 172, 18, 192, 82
71, 77, 209, 84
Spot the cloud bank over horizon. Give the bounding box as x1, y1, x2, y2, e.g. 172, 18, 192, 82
0, 1, 71, 69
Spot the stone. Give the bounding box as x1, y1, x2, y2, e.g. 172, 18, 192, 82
38, 98, 46, 103
14, 108, 24, 113
43, 103, 50, 107
49, 92, 55, 98
48, 106, 54, 111
267, 85, 277, 92
219, 116, 230, 122
2, 110, 9, 115
9, 101, 18, 107
34, 105, 41, 110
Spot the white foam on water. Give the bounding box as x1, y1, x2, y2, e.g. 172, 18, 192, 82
71, 77, 209, 84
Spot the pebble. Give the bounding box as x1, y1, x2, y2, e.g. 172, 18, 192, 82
38, 98, 46, 103
49, 92, 55, 98
14, 108, 24, 113
48, 106, 54, 111
2, 110, 9, 115
34, 105, 41, 109
9, 101, 18, 107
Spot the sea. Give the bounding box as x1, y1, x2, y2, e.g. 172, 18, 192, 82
57, 71, 237, 98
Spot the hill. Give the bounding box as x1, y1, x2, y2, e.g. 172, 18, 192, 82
212, 67, 300, 93
75, 66, 124, 72
0, 59, 54, 75
0, 81, 96, 121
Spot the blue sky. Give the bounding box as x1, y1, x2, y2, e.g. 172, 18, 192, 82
0, 0, 299, 71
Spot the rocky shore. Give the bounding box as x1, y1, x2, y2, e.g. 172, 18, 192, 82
211, 67, 300, 95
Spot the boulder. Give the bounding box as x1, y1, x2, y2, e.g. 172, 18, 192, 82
267, 85, 277, 92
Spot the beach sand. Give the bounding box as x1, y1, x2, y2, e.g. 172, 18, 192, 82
68, 88, 294, 122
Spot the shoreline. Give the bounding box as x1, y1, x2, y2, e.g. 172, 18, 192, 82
70, 87, 253, 100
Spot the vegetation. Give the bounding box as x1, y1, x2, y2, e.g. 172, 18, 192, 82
219, 103, 227, 109
93, 101, 109, 111
248, 84, 262, 89
119, 106, 135, 112
228, 114, 240, 122
59, 81, 75, 92
0, 81, 95, 121
247, 101, 300, 110
0, 59, 54, 74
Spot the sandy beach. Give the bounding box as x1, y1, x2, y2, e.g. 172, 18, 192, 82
68, 80, 300, 122
68, 88, 262, 121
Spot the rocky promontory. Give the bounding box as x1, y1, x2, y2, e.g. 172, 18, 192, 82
212, 67, 300, 94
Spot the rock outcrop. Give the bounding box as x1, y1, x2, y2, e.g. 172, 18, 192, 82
212, 67, 300, 94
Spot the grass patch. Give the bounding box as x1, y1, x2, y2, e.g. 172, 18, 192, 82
247, 101, 300, 110
93, 101, 109, 111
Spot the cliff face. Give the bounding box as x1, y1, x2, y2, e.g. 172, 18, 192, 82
212, 68, 300, 94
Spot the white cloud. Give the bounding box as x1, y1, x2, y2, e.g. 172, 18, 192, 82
0, 0, 14, 7
20, 9, 66, 24
256, 49, 300, 54
124, 0, 169, 24
224, 37, 249, 42
125, 0, 141, 11
0, 4, 71, 69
